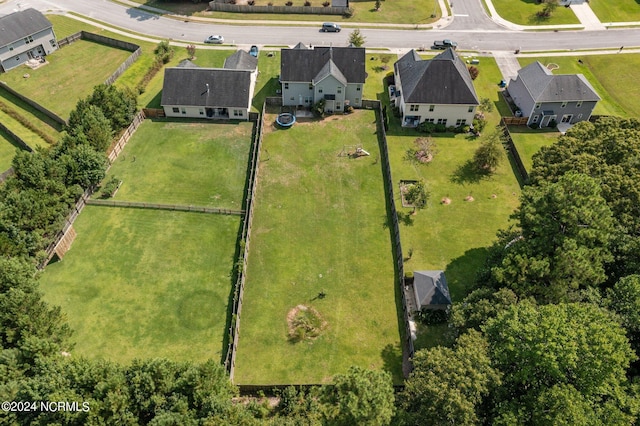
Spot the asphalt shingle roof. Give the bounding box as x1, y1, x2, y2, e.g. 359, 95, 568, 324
517, 61, 600, 102
224, 50, 258, 71
161, 67, 252, 108
394, 48, 479, 105
414, 270, 452, 307
313, 59, 348, 86
281, 46, 365, 83
0, 8, 52, 47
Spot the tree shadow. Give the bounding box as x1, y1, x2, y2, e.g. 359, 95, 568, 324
398, 211, 414, 227
381, 343, 403, 378
125, 7, 160, 21
450, 160, 489, 185
252, 77, 280, 112
444, 247, 491, 301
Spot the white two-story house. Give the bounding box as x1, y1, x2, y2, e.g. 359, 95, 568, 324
280, 43, 366, 113
393, 48, 479, 128
0, 8, 58, 72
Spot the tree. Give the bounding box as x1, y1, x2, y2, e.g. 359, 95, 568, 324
154, 40, 174, 63
473, 129, 504, 173
320, 366, 395, 426
607, 275, 640, 354
467, 65, 479, 80
375, 0, 381, 10
348, 29, 366, 47
490, 172, 615, 302
404, 137, 436, 164
403, 179, 429, 214
450, 287, 520, 332
87, 84, 137, 131
59, 144, 108, 188
186, 44, 196, 59
483, 302, 637, 424
65, 102, 114, 152
400, 331, 501, 425
538, 0, 558, 18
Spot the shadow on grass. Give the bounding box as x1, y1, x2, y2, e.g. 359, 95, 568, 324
144, 89, 163, 109
381, 343, 403, 376
450, 160, 490, 185
252, 77, 280, 112
444, 246, 490, 301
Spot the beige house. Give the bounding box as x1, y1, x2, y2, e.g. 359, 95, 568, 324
161, 51, 257, 120
393, 48, 479, 128
280, 43, 366, 113
0, 8, 58, 72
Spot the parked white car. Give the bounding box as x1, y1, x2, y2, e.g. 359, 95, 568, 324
204, 35, 224, 44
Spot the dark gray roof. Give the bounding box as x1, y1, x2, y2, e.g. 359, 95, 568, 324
0, 8, 52, 47
177, 59, 199, 68
517, 61, 600, 102
394, 48, 479, 105
281, 46, 365, 84
224, 50, 258, 71
293, 42, 309, 49
161, 67, 252, 108
414, 270, 452, 307
313, 59, 347, 86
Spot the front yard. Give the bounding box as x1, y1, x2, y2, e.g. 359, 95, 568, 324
490, 0, 580, 25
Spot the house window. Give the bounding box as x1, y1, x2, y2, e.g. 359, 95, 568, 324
535, 103, 541, 109
318, 88, 323, 94
284, 83, 289, 90
290, 97, 294, 101
50, 39, 57, 47
532, 115, 539, 123
234, 110, 242, 117
172, 107, 179, 113
429, 105, 435, 112
410, 105, 419, 112
181, 108, 186, 114
561, 102, 567, 108
576, 101, 583, 108
561, 114, 573, 123
355, 98, 360, 104
468, 106, 474, 113
9, 46, 13, 51
24, 36, 34, 44
456, 119, 467, 126
437, 118, 447, 125
424, 118, 435, 123
309, 84, 313, 90
356, 86, 361, 91
336, 103, 341, 110
199, 109, 204, 115
337, 87, 342, 94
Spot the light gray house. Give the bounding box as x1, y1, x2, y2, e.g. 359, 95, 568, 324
160, 50, 257, 120
0, 8, 58, 72
280, 44, 366, 113
393, 48, 479, 128
507, 61, 600, 128
413, 270, 451, 311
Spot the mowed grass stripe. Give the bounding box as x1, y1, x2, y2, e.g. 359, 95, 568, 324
235, 110, 402, 384
40, 206, 240, 364
104, 120, 253, 209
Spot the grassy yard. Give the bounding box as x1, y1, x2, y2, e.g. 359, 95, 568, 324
491, 0, 580, 25
40, 206, 240, 364
128, 0, 442, 24
518, 55, 633, 117
589, 0, 640, 23
0, 109, 50, 149
0, 133, 20, 172
0, 40, 132, 119
103, 120, 253, 209
508, 125, 559, 172
235, 110, 402, 384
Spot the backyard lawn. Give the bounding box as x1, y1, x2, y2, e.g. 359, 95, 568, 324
508, 126, 559, 172
518, 55, 632, 117
0, 132, 20, 172
0, 39, 132, 119
235, 110, 402, 384
40, 206, 240, 364
103, 119, 253, 209
589, 0, 640, 23
490, 0, 580, 25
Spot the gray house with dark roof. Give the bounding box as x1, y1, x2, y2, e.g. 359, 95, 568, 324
507, 61, 600, 128
0, 8, 57, 72
280, 45, 366, 112
413, 270, 452, 311
161, 51, 257, 120
393, 48, 479, 128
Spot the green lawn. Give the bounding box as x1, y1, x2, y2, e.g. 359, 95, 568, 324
235, 110, 402, 384
518, 55, 632, 117
129, 0, 441, 24
0, 109, 49, 149
508, 125, 560, 172
589, 0, 640, 23
0, 132, 21, 172
0, 40, 132, 119
491, 0, 580, 25
253, 50, 282, 112
103, 120, 253, 209
40, 207, 240, 364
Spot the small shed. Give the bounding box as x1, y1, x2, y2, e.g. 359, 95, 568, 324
413, 270, 451, 310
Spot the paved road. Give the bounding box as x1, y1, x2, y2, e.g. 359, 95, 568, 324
2, 0, 639, 51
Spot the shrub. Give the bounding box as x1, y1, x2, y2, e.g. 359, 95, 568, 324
473, 116, 488, 134
268, 1, 274, 4
154, 40, 174, 64
417, 308, 449, 325
285, 1, 293, 5
418, 121, 436, 134
548, 119, 557, 128
304, 0, 311, 5
312, 99, 326, 117
529, 122, 540, 129
344, 105, 354, 114
343, 7, 354, 17
100, 176, 121, 199
468, 65, 479, 80
248, 0, 255, 4
435, 123, 447, 132
323, 1, 330, 5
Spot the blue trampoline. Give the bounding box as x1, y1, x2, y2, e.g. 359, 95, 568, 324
276, 113, 296, 127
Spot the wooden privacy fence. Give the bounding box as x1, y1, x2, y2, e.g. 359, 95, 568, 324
87, 199, 244, 215
373, 101, 415, 367
502, 116, 528, 126
107, 111, 145, 164
208, 1, 348, 15
224, 107, 264, 381
500, 118, 530, 184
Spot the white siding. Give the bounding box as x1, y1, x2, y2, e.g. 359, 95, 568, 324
0, 28, 57, 71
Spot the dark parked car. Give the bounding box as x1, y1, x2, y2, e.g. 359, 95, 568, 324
432, 39, 457, 50
321, 22, 341, 32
